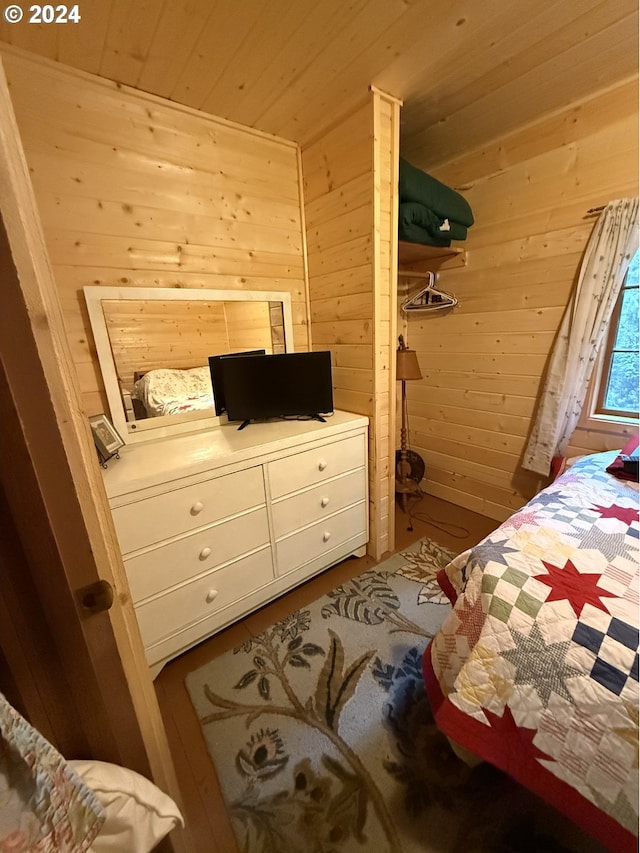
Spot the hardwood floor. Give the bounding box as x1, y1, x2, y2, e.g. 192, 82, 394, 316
155, 494, 496, 853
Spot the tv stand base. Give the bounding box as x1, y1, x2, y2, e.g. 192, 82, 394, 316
237, 414, 327, 430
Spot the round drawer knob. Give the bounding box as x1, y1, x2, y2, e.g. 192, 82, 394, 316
199, 546, 212, 560
205, 589, 218, 604
318, 459, 328, 471
191, 501, 204, 515
320, 497, 330, 508
322, 531, 331, 543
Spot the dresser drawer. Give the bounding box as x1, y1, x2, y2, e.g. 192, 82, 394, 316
271, 467, 366, 539
112, 465, 265, 554
125, 507, 270, 603
275, 502, 367, 576
136, 547, 274, 648
268, 434, 366, 499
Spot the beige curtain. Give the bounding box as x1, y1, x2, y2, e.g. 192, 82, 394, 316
523, 198, 639, 475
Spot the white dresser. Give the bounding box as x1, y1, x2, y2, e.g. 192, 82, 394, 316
102, 411, 368, 676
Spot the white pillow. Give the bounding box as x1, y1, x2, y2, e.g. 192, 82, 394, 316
68, 760, 184, 853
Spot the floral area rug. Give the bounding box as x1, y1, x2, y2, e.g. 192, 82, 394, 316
186, 538, 604, 853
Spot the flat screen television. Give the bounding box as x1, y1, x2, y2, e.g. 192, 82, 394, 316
208, 350, 266, 416
220, 351, 333, 429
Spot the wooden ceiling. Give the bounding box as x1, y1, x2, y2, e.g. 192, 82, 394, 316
1, 0, 637, 168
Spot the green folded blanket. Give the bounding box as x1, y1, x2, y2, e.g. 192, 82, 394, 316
399, 202, 468, 241
398, 220, 452, 247
399, 158, 474, 227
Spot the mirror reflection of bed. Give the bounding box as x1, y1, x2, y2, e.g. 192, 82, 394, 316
84, 286, 293, 442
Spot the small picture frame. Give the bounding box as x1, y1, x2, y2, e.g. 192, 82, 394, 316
89, 414, 124, 467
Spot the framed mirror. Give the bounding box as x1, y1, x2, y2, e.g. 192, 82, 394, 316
84, 286, 294, 443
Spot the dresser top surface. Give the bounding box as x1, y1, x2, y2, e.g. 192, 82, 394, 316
102, 410, 368, 499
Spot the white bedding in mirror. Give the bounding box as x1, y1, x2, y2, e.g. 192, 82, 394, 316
132, 366, 214, 417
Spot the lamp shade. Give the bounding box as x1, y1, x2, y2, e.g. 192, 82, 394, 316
396, 347, 422, 381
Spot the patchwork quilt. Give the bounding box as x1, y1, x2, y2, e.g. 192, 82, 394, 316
423, 452, 639, 852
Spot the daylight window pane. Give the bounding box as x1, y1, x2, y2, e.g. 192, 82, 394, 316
614, 287, 639, 350
626, 250, 640, 286
604, 351, 640, 413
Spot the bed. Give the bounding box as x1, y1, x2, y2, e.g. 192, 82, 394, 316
422, 449, 639, 852
131, 366, 214, 417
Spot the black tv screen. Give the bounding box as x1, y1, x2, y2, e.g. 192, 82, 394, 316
220, 351, 333, 425
208, 350, 266, 415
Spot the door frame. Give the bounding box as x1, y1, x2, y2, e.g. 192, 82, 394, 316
0, 50, 184, 847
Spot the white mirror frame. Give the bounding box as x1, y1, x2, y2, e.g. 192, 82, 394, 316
84, 286, 294, 444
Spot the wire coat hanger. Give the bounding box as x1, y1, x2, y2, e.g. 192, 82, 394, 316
400, 271, 458, 313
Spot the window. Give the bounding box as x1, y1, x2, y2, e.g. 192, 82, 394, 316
594, 248, 639, 420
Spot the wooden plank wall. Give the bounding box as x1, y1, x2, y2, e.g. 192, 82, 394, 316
402, 77, 639, 522
373, 91, 401, 556
302, 90, 399, 559
302, 99, 376, 552
1, 46, 308, 417
103, 299, 230, 389
224, 301, 273, 354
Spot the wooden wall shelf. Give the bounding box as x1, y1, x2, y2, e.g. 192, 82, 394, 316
398, 240, 465, 267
